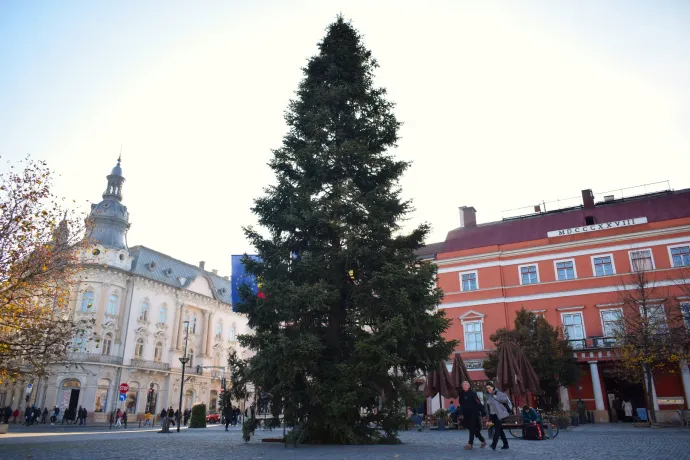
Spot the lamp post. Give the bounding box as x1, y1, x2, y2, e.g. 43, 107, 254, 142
177, 320, 190, 433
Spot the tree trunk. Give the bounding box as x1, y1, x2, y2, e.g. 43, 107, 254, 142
643, 363, 657, 424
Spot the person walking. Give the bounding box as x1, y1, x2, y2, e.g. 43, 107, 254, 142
160, 408, 167, 427
483, 382, 510, 450
223, 404, 233, 432
41, 408, 48, 424
115, 409, 122, 427
144, 411, 151, 427
458, 381, 486, 450
122, 411, 128, 429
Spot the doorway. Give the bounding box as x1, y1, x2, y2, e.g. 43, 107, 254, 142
602, 370, 646, 422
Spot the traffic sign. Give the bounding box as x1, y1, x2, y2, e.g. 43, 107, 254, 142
119, 383, 130, 394
119, 393, 126, 401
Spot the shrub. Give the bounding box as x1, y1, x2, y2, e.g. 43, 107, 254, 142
189, 403, 207, 428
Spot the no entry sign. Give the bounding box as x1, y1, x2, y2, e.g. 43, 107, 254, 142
119, 383, 130, 394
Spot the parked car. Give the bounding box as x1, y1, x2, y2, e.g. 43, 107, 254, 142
206, 412, 221, 424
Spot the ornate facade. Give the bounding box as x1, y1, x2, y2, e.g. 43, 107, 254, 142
0, 159, 249, 422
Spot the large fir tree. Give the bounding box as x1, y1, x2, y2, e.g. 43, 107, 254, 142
234, 16, 456, 444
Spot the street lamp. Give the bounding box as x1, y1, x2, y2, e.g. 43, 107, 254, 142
177, 320, 190, 433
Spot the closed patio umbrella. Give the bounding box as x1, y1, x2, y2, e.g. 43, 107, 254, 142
423, 362, 458, 399
450, 353, 472, 391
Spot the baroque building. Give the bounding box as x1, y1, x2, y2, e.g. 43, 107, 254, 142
0, 159, 249, 422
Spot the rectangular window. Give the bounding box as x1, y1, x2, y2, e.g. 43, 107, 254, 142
461, 271, 478, 291
463, 321, 484, 351
670, 245, 690, 267
600, 309, 622, 338
519, 265, 539, 285
630, 249, 654, 272
642, 305, 667, 333
555, 260, 576, 281
593, 255, 614, 277
562, 312, 585, 349
681, 302, 690, 332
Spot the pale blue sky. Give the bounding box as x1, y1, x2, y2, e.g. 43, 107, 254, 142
1, 0, 689, 276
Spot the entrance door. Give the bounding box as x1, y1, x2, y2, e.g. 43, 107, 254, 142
69, 389, 80, 412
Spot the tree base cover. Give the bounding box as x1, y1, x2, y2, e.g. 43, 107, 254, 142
189, 403, 206, 428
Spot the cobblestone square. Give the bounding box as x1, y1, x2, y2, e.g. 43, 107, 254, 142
1, 424, 689, 460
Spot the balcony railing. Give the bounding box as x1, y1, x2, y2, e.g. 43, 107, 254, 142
130, 359, 170, 371
68, 352, 123, 365
568, 336, 617, 350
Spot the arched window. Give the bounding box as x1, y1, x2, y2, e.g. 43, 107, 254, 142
229, 323, 237, 341
158, 305, 167, 323
215, 322, 222, 338
184, 311, 190, 323
187, 349, 194, 368
107, 294, 119, 315
190, 315, 197, 334
154, 342, 163, 362
102, 333, 113, 356
81, 290, 94, 312
139, 301, 149, 321
135, 338, 144, 358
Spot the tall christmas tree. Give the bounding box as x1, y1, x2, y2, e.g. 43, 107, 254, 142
236, 16, 456, 444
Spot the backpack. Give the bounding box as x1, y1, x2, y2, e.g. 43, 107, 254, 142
500, 394, 513, 412
524, 422, 543, 440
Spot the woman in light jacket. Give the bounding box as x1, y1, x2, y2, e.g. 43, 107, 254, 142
483, 382, 510, 450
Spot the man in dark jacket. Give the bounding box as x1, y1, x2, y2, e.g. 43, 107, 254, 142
223, 405, 233, 431
458, 381, 486, 450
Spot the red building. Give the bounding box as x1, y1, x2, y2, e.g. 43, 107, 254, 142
419, 186, 690, 423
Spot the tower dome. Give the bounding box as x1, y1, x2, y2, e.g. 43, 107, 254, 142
86, 157, 130, 250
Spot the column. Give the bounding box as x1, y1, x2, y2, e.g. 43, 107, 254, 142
171, 303, 182, 351
175, 306, 186, 350
681, 360, 690, 410
644, 369, 660, 411
206, 313, 214, 356
201, 310, 209, 356
589, 361, 605, 411
559, 385, 571, 411
118, 280, 134, 345
94, 282, 109, 333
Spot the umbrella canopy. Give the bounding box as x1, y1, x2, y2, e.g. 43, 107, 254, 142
423, 362, 458, 399
496, 343, 543, 396
515, 347, 543, 396
450, 353, 472, 390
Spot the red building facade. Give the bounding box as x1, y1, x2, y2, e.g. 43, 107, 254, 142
419, 187, 690, 423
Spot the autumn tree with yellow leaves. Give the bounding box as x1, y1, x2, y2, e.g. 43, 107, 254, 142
611, 266, 690, 424
0, 157, 88, 383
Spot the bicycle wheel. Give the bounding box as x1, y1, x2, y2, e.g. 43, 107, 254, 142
508, 427, 523, 439
542, 421, 559, 439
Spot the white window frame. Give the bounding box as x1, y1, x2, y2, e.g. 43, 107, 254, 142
518, 263, 540, 285
640, 304, 667, 332
628, 248, 655, 272
599, 308, 623, 338
560, 311, 587, 348
459, 311, 485, 351
668, 244, 690, 268
459, 270, 479, 292
591, 253, 616, 277
553, 258, 577, 281
680, 301, 690, 332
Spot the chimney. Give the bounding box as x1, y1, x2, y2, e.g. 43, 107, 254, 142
199, 261, 205, 270
212, 269, 218, 275
459, 206, 477, 228
582, 189, 595, 209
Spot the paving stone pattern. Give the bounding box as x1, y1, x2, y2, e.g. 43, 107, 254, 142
1, 424, 689, 460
